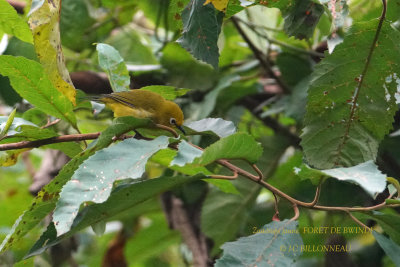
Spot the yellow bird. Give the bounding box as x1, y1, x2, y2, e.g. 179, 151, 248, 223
91, 90, 185, 134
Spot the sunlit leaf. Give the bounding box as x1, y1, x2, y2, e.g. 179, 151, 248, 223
28, 0, 76, 104
0, 0, 33, 43
204, 0, 229, 12
197, 132, 263, 165
0, 56, 77, 128
141, 85, 190, 100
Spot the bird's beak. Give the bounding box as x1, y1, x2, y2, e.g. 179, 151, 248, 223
177, 125, 186, 135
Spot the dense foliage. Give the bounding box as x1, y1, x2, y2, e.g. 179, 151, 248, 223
1, 0, 400, 266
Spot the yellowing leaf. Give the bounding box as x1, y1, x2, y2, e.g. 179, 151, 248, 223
0, 149, 29, 167
28, 0, 76, 105
204, 0, 229, 12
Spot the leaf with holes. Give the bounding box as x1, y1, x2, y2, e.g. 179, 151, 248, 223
178, 0, 223, 68
28, 0, 76, 104
96, 43, 130, 92
0, 56, 77, 128
301, 21, 400, 169
53, 135, 170, 236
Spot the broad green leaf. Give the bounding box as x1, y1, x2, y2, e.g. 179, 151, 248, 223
25, 174, 204, 258
301, 21, 400, 169
215, 220, 303, 266
357, 211, 400, 244
202, 178, 260, 255
0, 56, 77, 128
106, 27, 158, 65
321, 160, 386, 197
0, 0, 33, 43
161, 43, 217, 91
197, 132, 263, 165
178, 0, 223, 68
184, 118, 237, 137
284, 0, 324, 39
373, 231, 400, 266
53, 136, 170, 236
0, 126, 56, 144
28, 0, 76, 104
141, 85, 190, 100
96, 43, 130, 92
60, 0, 96, 51
0, 117, 150, 253
0, 110, 18, 138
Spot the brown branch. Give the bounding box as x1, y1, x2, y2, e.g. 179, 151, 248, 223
231, 16, 290, 94
0, 133, 101, 151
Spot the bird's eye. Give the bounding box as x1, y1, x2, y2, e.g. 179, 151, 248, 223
170, 118, 176, 125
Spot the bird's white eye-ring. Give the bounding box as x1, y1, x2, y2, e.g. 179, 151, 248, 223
170, 118, 176, 125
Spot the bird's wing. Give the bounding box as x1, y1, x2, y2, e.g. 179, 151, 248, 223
103, 94, 137, 109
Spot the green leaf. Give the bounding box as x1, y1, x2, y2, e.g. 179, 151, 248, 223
141, 85, 190, 100
178, 0, 223, 68
319, 160, 386, 197
28, 0, 76, 104
284, 0, 324, 39
171, 140, 203, 167
215, 220, 303, 266
373, 231, 400, 266
96, 43, 130, 92
105, 26, 158, 65
301, 21, 400, 169
197, 132, 263, 165
25, 174, 204, 258
357, 211, 400, 244
0, 0, 33, 43
60, 0, 96, 51
161, 43, 217, 91
184, 118, 236, 138
0, 117, 150, 253
0, 56, 77, 128
53, 135, 170, 236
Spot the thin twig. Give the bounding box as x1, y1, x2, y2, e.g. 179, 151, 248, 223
272, 193, 280, 221
207, 171, 238, 180
41, 118, 61, 129
347, 211, 370, 229
235, 17, 325, 58
290, 204, 300, 221
231, 16, 290, 94
154, 124, 179, 138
